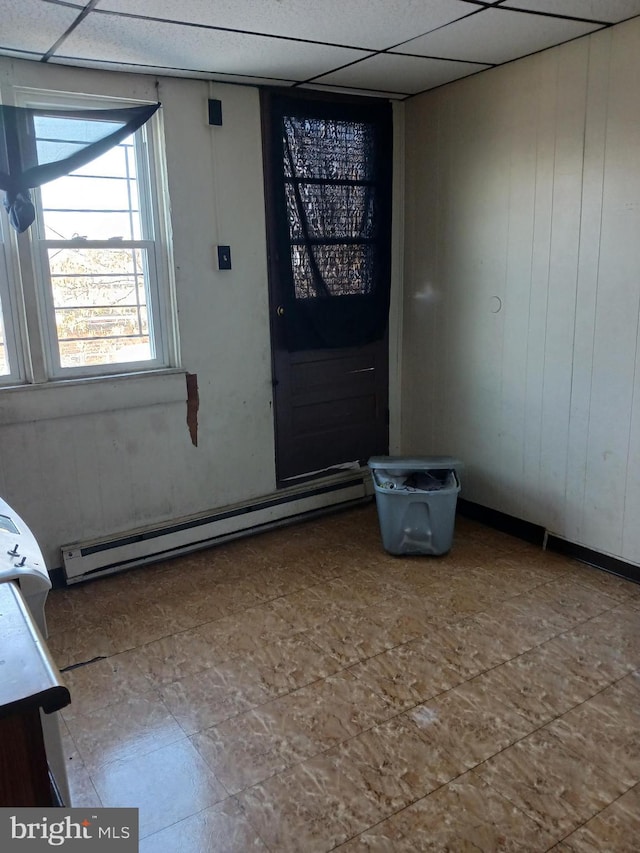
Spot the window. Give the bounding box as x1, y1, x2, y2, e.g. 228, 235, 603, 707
0, 91, 175, 385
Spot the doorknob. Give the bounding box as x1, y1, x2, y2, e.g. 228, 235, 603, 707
276, 305, 285, 317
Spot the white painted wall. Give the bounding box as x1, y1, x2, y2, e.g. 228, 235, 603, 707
0, 59, 277, 566
0, 58, 404, 569
403, 18, 640, 567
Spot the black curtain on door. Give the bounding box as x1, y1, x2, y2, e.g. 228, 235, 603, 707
266, 94, 392, 351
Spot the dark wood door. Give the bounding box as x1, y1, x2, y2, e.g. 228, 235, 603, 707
261, 90, 392, 483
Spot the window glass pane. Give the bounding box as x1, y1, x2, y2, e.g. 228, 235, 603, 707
58, 332, 151, 369
33, 115, 122, 165
285, 182, 376, 239
291, 244, 374, 299
60, 144, 130, 179
41, 175, 136, 213
42, 211, 141, 241
38, 136, 142, 241
283, 117, 375, 181
47, 247, 153, 368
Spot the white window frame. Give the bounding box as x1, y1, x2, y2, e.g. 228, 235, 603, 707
1, 87, 177, 384
0, 221, 26, 384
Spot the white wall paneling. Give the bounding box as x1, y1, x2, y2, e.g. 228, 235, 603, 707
403, 17, 640, 567
0, 60, 276, 566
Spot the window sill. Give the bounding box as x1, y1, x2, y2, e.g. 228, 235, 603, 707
0, 369, 187, 426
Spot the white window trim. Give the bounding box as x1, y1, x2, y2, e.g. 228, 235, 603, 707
0, 226, 26, 384
0, 86, 179, 386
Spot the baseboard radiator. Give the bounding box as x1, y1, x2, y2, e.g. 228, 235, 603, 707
62, 475, 369, 584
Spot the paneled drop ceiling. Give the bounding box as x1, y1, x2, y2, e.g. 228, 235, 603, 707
2, 0, 640, 98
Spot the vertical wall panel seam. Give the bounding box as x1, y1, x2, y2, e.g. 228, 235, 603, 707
580, 34, 611, 542
499, 89, 513, 513
537, 56, 559, 520
564, 41, 591, 530
523, 69, 541, 516
431, 93, 440, 451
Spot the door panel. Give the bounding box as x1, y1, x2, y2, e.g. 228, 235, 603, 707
262, 90, 392, 483
275, 341, 388, 480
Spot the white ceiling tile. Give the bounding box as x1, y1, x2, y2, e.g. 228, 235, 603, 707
59, 15, 371, 80
96, 0, 476, 50
47, 55, 296, 87
391, 7, 603, 64
0, 0, 82, 54
503, 0, 640, 23
1, 0, 634, 93
314, 53, 489, 95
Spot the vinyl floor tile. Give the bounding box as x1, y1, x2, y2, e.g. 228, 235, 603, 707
347, 641, 462, 712
463, 644, 599, 726
47, 622, 119, 669
360, 594, 438, 645
238, 751, 382, 853
48, 506, 640, 849
407, 770, 556, 852
243, 633, 343, 697
194, 601, 301, 661
541, 628, 637, 690
121, 630, 217, 688
92, 739, 227, 838
270, 584, 355, 630
559, 783, 640, 853
338, 771, 555, 852
329, 713, 463, 814
60, 720, 103, 808
45, 584, 105, 634
159, 659, 272, 735
545, 672, 640, 788
562, 562, 640, 602
475, 728, 628, 841
138, 798, 269, 852
266, 670, 396, 751
323, 571, 398, 610
190, 705, 316, 794
60, 650, 155, 718
65, 691, 184, 771
194, 669, 396, 794
303, 608, 402, 666
406, 679, 534, 770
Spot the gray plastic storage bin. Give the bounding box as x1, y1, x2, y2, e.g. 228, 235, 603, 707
368, 456, 462, 556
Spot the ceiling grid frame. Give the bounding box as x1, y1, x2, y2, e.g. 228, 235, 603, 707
0, 0, 638, 98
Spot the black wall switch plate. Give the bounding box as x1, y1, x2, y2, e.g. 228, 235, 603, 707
217, 245, 232, 270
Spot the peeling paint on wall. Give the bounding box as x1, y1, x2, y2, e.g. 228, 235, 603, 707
186, 372, 199, 447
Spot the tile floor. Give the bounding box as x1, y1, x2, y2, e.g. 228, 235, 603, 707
46, 503, 640, 852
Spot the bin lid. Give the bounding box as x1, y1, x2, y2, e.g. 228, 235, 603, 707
368, 455, 463, 472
